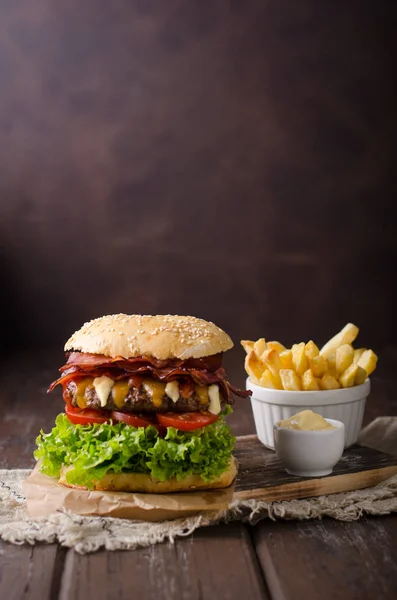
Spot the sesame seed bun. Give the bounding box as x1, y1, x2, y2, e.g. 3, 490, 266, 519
59, 457, 237, 493
64, 314, 234, 360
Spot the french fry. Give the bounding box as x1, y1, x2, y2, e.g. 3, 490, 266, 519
336, 344, 354, 375
291, 342, 309, 376
241, 340, 255, 354
305, 340, 320, 360
309, 355, 328, 378
357, 349, 378, 376
261, 349, 282, 377
353, 348, 366, 363
260, 351, 281, 389
280, 369, 302, 391
326, 353, 338, 378
260, 369, 282, 389
254, 338, 267, 358
244, 351, 266, 384
339, 364, 358, 388
261, 349, 282, 388
267, 341, 286, 353
320, 373, 341, 390
320, 323, 359, 358
354, 366, 367, 385
279, 349, 293, 369
301, 369, 320, 391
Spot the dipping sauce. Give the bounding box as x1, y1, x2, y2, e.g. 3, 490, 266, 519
277, 410, 336, 431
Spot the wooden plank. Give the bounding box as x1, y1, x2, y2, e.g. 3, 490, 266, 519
58, 523, 269, 600
253, 515, 397, 600
0, 350, 64, 469
0, 541, 65, 600
0, 352, 62, 600
232, 435, 397, 502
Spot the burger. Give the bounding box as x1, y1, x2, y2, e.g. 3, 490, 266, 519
35, 314, 250, 492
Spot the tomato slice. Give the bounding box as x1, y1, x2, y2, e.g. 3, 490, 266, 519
65, 404, 112, 425
110, 411, 155, 428
156, 411, 219, 431
111, 411, 167, 436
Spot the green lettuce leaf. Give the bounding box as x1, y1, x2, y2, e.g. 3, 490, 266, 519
34, 410, 235, 489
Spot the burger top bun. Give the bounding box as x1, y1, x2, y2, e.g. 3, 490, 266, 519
65, 314, 233, 360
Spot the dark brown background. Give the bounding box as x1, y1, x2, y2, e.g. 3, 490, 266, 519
0, 1, 395, 370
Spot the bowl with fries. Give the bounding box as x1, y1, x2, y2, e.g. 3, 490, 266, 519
242, 324, 378, 449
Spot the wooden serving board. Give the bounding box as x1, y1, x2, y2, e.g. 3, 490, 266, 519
24, 435, 397, 522
232, 434, 397, 502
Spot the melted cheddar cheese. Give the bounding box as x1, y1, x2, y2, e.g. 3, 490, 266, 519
142, 380, 166, 407
195, 385, 209, 406
75, 378, 93, 408
111, 380, 131, 408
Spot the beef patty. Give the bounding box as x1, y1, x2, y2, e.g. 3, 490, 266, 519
64, 379, 222, 413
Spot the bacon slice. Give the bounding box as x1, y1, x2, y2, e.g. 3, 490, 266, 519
227, 382, 252, 398
61, 352, 223, 372
48, 351, 252, 402
49, 364, 226, 389
47, 368, 128, 392
179, 379, 195, 399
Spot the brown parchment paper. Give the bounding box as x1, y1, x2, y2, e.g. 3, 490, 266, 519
22, 464, 235, 522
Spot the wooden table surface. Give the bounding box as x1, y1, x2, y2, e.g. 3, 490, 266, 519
1, 349, 397, 600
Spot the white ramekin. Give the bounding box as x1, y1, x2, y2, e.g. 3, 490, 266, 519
246, 377, 371, 449
273, 419, 345, 477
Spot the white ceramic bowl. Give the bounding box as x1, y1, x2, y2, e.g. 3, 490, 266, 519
273, 419, 345, 477
247, 377, 370, 449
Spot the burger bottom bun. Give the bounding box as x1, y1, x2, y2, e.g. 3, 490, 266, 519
59, 457, 237, 493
